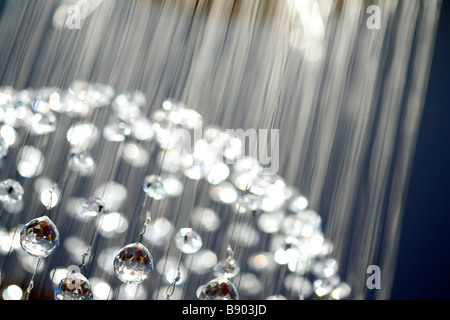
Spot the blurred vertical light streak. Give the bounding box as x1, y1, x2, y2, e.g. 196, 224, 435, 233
0, 0, 441, 299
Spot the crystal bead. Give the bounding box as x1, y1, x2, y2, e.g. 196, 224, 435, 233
210, 182, 238, 204
174, 228, 202, 254
313, 275, 340, 297
257, 211, 284, 233
54, 273, 94, 300
20, 216, 59, 258
0, 137, 9, 158
162, 176, 183, 197
311, 258, 339, 278
142, 175, 168, 200
206, 162, 230, 185
199, 278, 239, 300
289, 194, 309, 212
78, 197, 105, 218
70, 151, 95, 175
30, 112, 57, 135
247, 252, 276, 272
238, 273, 262, 296
168, 107, 202, 129
112, 91, 146, 113
0, 179, 24, 204
113, 243, 153, 284
331, 282, 351, 300
213, 258, 240, 279
68, 81, 115, 108
282, 210, 322, 237
17, 146, 44, 178
103, 122, 131, 142
0, 86, 15, 105
143, 217, 173, 246
130, 117, 154, 141
283, 274, 313, 298
67, 122, 99, 150
234, 194, 262, 215
186, 250, 217, 275
190, 207, 220, 232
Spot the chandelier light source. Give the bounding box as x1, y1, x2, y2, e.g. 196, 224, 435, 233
0, 0, 441, 301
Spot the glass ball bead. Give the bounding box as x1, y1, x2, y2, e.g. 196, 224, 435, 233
142, 175, 168, 200
0, 179, 24, 204
103, 122, 131, 142
113, 243, 153, 284
77, 196, 105, 218
174, 228, 202, 254
54, 273, 94, 300
213, 258, 240, 279
199, 277, 239, 300
20, 216, 59, 258
70, 151, 96, 175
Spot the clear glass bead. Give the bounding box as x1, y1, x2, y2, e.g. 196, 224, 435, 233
311, 258, 339, 278
17, 146, 44, 178
168, 107, 202, 129
112, 91, 146, 113
130, 117, 154, 141
0, 179, 24, 204
67, 122, 99, 150
20, 216, 59, 258
103, 122, 131, 142
77, 197, 105, 218
174, 228, 202, 254
30, 112, 57, 135
313, 275, 340, 297
234, 194, 262, 215
331, 282, 351, 300
213, 258, 240, 279
68, 81, 114, 108
142, 175, 168, 200
0, 137, 9, 158
210, 182, 238, 204
113, 243, 153, 284
54, 273, 94, 300
289, 194, 309, 212
199, 278, 239, 300
247, 252, 276, 273
70, 151, 96, 175
0, 86, 15, 105
282, 210, 322, 237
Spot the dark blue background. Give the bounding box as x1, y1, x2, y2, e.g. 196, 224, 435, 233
391, 1, 450, 299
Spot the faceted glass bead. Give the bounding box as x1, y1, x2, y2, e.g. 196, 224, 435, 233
142, 175, 168, 200
30, 112, 57, 135
17, 145, 44, 178
0, 137, 9, 158
68, 81, 114, 108
331, 282, 351, 300
0, 179, 24, 204
234, 194, 262, 215
54, 273, 94, 300
313, 275, 340, 297
311, 258, 339, 278
199, 278, 239, 300
113, 243, 153, 284
103, 122, 131, 142
77, 197, 105, 218
213, 258, 240, 279
174, 228, 202, 254
168, 107, 202, 129
70, 151, 96, 175
112, 91, 146, 113
20, 216, 59, 258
